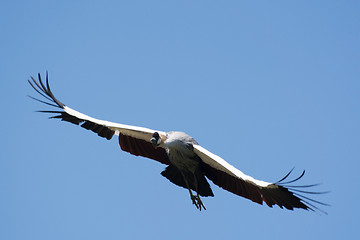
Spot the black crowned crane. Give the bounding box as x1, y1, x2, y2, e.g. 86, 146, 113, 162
28, 72, 328, 213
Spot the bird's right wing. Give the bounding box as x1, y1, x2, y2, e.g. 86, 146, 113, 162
28, 72, 170, 165
194, 144, 328, 213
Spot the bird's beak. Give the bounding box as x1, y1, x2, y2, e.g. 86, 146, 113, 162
150, 137, 157, 147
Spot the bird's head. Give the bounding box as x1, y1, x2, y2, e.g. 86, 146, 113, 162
151, 132, 162, 147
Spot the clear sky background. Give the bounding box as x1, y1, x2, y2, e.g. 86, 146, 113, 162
1, 1, 359, 239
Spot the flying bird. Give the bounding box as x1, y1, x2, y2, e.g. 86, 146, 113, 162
28, 72, 328, 213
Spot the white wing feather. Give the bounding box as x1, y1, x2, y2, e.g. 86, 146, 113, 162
64, 106, 166, 141
193, 145, 270, 187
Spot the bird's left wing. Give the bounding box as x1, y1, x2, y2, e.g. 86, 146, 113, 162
194, 144, 328, 213
28, 72, 170, 165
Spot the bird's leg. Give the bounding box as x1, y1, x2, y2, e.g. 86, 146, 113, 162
188, 188, 200, 209
193, 174, 206, 211
179, 171, 201, 210
185, 179, 201, 209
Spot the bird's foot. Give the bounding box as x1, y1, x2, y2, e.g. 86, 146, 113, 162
191, 195, 206, 211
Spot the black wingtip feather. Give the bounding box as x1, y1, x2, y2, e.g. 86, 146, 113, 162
28, 72, 65, 108
28, 72, 116, 140
275, 167, 294, 183
27, 95, 60, 108
279, 170, 305, 185
272, 170, 329, 214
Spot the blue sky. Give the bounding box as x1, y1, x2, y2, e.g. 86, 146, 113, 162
1, 1, 359, 239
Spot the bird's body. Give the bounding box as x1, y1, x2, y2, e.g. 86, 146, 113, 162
165, 131, 199, 169
162, 131, 213, 209
28, 72, 328, 213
